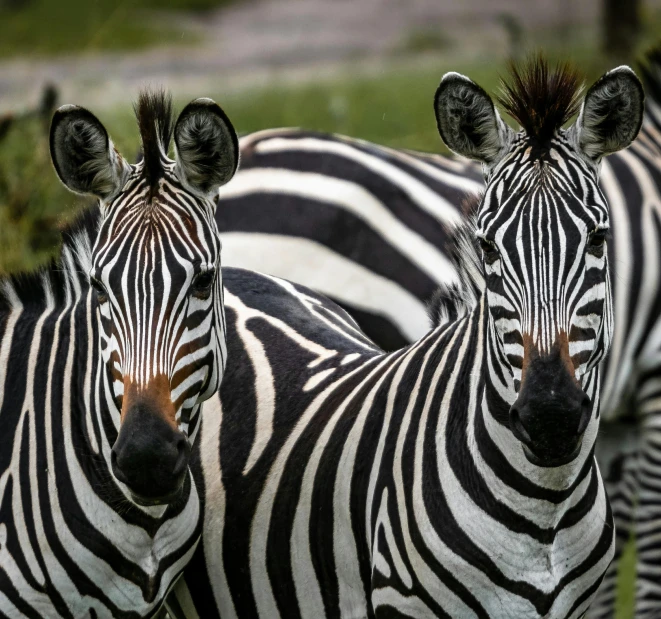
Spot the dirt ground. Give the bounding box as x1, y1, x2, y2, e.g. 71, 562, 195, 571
0, 0, 658, 111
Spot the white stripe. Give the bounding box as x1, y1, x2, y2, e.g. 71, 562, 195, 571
252, 136, 466, 225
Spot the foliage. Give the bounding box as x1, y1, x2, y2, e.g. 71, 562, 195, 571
0, 114, 87, 274
0, 0, 238, 58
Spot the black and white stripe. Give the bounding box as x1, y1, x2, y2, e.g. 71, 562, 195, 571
0, 91, 238, 617
167, 60, 644, 618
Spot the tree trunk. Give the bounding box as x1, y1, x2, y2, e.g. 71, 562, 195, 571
603, 0, 641, 62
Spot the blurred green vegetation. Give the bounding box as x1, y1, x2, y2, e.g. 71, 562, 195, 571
0, 112, 87, 273
617, 540, 636, 619
0, 0, 235, 57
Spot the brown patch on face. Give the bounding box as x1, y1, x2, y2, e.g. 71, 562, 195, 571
555, 329, 578, 383
521, 332, 536, 383
121, 374, 177, 429
520, 330, 578, 385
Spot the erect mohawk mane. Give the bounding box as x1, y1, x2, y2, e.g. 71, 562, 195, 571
427, 193, 485, 329
497, 55, 584, 143
134, 89, 174, 193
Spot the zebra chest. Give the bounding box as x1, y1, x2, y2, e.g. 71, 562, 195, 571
367, 474, 613, 619
0, 470, 201, 618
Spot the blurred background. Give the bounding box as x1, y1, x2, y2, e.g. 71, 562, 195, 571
1, 0, 660, 276
0, 0, 658, 616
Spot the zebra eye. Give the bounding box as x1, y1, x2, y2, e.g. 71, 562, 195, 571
192, 270, 215, 299
478, 237, 499, 264
90, 277, 108, 303
588, 229, 607, 257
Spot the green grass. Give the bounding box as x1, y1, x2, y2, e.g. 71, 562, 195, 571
616, 539, 636, 619
0, 0, 237, 58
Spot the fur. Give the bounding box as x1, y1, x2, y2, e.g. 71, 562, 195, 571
50, 106, 129, 198
134, 90, 174, 195
174, 99, 239, 195
434, 73, 510, 164
575, 66, 644, 160
0, 206, 98, 311
427, 194, 484, 328
497, 55, 583, 143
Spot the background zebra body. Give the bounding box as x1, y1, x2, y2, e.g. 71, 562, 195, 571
217, 129, 482, 350
215, 50, 661, 616
170, 267, 613, 619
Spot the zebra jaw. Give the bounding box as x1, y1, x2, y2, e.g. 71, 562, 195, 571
521, 439, 584, 468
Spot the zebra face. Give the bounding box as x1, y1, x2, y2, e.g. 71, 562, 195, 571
50, 92, 239, 505
477, 136, 612, 386
435, 60, 644, 466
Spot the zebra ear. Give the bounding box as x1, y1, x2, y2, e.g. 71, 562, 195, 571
434, 73, 513, 166
174, 98, 239, 195
573, 66, 644, 161
50, 105, 130, 199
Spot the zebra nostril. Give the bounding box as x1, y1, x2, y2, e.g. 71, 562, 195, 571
509, 406, 532, 445
171, 436, 190, 478
576, 394, 592, 435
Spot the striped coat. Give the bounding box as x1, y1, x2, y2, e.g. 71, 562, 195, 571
0, 90, 239, 618
167, 58, 644, 618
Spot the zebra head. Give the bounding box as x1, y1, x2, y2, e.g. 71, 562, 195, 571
435, 59, 644, 467
50, 91, 238, 505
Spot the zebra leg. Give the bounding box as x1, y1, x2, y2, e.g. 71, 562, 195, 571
586, 421, 639, 619
634, 402, 661, 617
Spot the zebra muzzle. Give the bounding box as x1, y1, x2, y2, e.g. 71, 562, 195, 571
111, 395, 191, 505
509, 346, 592, 467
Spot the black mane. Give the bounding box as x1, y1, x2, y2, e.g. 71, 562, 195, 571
0, 205, 99, 312
134, 90, 174, 194
497, 55, 584, 142
427, 193, 484, 328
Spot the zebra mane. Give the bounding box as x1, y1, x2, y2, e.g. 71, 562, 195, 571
134, 89, 174, 194
427, 193, 485, 329
497, 55, 584, 143
0, 206, 99, 311
640, 42, 661, 110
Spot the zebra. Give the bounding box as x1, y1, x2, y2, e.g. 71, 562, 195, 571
212, 45, 661, 617
0, 90, 238, 617
215, 127, 482, 351
166, 58, 644, 618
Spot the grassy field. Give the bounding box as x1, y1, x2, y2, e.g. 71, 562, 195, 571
0, 0, 235, 58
